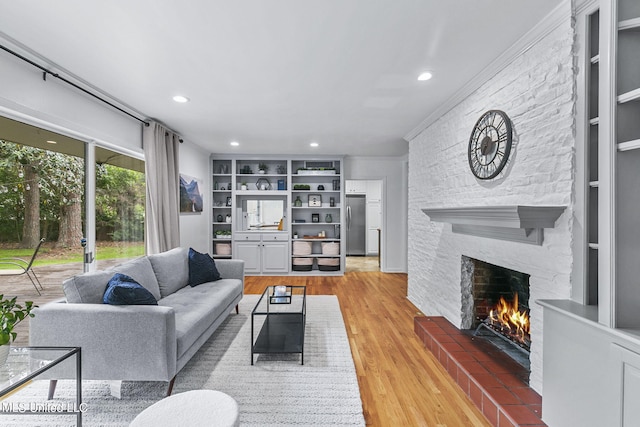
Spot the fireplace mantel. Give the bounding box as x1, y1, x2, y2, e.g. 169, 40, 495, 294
422, 205, 566, 245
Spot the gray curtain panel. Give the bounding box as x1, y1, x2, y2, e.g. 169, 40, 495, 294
143, 121, 181, 254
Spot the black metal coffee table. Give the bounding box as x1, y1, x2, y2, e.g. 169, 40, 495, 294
251, 285, 306, 365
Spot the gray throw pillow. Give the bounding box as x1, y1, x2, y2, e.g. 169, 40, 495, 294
148, 247, 189, 298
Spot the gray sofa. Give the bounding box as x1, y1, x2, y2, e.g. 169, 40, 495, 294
29, 247, 244, 396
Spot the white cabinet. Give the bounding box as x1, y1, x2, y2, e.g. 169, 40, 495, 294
234, 232, 289, 274
366, 180, 382, 201
345, 180, 367, 194
366, 201, 381, 255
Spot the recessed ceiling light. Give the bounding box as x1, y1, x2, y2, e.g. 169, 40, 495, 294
310, 142, 319, 148
46, 140, 57, 144
172, 95, 190, 103
417, 72, 433, 81
230, 141, 239, 146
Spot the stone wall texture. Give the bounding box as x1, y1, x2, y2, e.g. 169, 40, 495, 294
407, 19, 576, 394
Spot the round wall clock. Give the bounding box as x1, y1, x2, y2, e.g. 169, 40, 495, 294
467, 110, 512, 180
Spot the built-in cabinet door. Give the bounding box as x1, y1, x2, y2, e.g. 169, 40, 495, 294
345, 180, 367, 194
262, 241, 289, 273
234, 241, 261, 273
366, 180, 382, 201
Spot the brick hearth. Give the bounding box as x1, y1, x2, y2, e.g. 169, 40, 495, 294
414, 316, 546, 427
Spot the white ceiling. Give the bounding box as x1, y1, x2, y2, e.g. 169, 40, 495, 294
0, 1, 562, 157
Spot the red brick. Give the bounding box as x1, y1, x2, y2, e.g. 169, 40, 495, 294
511, 387, 542, 405
501, 405, 543, 425
483, 396, 499, 426
470, 381, 483, 408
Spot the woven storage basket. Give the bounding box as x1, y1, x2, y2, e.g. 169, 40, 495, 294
317, 257, 340, 266
317, 256, 340, 271
292, 241, 312, 256
292, 256, 314, 271
321, 242, 340, 255
215, 243, 231, 256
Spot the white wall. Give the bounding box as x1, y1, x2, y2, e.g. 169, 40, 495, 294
0, 39, 214, 253
0, 40, 141, 151
179, 144, 212, 253
406, 17, 575, 393
345, 156, 407, 273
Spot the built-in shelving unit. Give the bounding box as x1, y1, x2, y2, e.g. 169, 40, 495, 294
587, 8, 600, 305
290, 159, 343, 274
211, 159, 233, 258
612, 0, 640, 328
210, 155, 344, 275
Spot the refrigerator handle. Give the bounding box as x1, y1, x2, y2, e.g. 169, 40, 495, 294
347, 205, 351, 229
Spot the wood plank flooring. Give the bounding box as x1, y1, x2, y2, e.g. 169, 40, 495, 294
245, 273, 491, 426
2, 264, 490, 426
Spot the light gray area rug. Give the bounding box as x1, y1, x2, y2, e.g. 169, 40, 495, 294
2, 295, 365, 426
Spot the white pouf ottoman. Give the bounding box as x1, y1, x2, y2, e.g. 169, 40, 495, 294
130, 390, 239, 427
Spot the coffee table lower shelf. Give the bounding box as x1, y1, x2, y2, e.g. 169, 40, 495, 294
251, 314, 304, 365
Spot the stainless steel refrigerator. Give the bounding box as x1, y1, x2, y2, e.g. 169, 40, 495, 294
346, 195, 366, 255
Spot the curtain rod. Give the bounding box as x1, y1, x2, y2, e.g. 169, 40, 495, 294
0, 43, 150, 127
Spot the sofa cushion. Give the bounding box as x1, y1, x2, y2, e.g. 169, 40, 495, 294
103, 273, 158, 305
63, 270, 115, 304
159, 278, 242, 359
148, 247, 189, 298
110, 256, 162, 301
188, 248, 220, 286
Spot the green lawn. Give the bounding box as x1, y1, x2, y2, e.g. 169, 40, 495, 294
0, 242, 145, 269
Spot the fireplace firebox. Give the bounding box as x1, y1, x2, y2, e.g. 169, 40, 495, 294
461, 256, 531, 362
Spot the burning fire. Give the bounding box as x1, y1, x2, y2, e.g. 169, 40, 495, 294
487, 293, 530, 344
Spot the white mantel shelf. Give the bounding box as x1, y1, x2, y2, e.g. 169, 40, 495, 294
422, 205, 566, 245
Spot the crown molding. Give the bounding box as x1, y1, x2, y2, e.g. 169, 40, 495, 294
404, 0, 571, 142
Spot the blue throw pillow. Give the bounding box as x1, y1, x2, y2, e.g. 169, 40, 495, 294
103, 273, 158, 305
188, 248, 221, 286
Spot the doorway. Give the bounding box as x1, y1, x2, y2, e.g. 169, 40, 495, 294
345, 179, 383, 272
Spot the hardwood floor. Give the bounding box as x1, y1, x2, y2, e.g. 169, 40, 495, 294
3, 265, 490, 426
245, 273, 491, 426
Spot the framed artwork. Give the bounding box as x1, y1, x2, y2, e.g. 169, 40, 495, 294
312, 213, 320, 223
179, 173, 203, 213
226, 196, 232, 206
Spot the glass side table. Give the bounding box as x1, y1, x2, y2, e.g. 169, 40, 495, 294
0, 346, 82, 426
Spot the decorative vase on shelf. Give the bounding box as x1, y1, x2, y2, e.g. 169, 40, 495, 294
325, 214, 333, 223
217, 214, 223, 222
0, 344, 9, 365
294, 196, 302, 207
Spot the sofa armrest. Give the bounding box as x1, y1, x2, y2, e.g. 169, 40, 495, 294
29, 301, 177, 382
215, 259, 245, 283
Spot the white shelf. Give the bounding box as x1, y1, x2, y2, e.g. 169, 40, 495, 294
292, 222, 337, 226
589, 117, 599, 126
617, 139, 640, 152
619, 18, 640, 32
237, 173, 287, 178
589, 181, 599, 188
291, 254, 341, 258
236, 190, 287, 195
618, 88, 640, 104
589, 243, 599, 250
590, 54, 600, 64
292, 206, 340, 209
292, 189, 341, 193
293, 238, 340, 242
